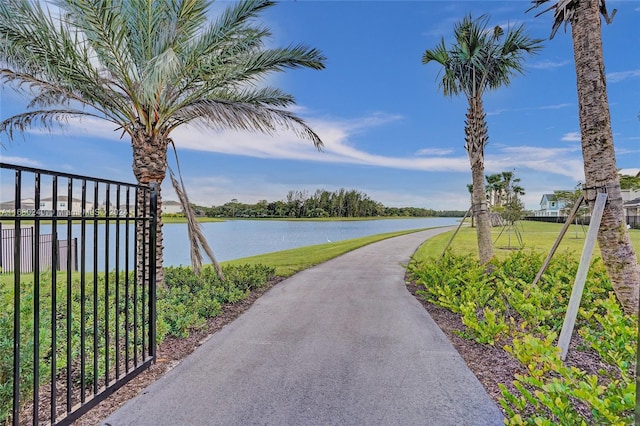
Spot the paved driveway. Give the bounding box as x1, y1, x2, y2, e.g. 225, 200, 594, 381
102, 227, 504, 426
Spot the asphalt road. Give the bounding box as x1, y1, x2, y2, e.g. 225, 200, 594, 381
102, 227, 504, 426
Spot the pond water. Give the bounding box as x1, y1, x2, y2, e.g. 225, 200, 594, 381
22, 217, 458, 272
163, 217, 459, 266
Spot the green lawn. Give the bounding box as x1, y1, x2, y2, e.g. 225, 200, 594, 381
413, 220, 640, 262
161, 216, 224, 223
222, 228, 428, 276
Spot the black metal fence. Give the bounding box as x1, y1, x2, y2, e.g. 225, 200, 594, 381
0, 163, 157, 426
0, 226, 78, 274
524, 215, 640, 228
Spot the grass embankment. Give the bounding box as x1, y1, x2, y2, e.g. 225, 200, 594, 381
223, 228, 427, 276
161, 216, 223, 223
409, 221, 639, 424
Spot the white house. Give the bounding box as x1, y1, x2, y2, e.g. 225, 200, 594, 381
162, 200, 183, 215
40, 196, 89, 215
536, 194, 567, 217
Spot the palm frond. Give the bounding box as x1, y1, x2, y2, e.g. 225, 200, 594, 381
422, 39, 460, 97
171, 99, 323, 149
62, 0, 135, 83
241, 45, 326, 75
168, 143, 225, 280
528, 0, 616, 39
0, 1, 138, 132
0, 109, 109, 142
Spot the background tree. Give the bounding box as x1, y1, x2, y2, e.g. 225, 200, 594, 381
555, 186, 589, 238
423, 15, 543, 264
486, 171, 525, 210
618, 173, 640, 191
0, 0, 325, 284
529, 0, 639, 313
489, 171, 525, 224
485, 173, 504, 208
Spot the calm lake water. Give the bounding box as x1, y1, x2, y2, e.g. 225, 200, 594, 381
163, 217, 458, 266
30, 217, 458, 271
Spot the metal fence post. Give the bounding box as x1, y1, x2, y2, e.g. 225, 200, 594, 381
148, 182, 158, 360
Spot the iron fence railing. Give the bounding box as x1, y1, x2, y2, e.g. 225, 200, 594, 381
0, 162, 157, 426
0, 226, 78, 274
524, 215, 640, 228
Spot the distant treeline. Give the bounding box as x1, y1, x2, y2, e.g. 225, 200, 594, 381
197, 189, 466, 218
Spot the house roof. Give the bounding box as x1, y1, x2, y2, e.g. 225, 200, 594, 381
0, 198, 36, 209
540, 194, 557, 202
619, 168, 640, 178
41, 196, 83, 202
624, 197, 640, 207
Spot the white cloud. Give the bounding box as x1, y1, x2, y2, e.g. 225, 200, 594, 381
616, 147, 640, 155
0, 156, 43, 167
561, 132, 581, 142
415, 147, 454, 156
172, 113, 471, 172
163, 175, 282, 206
24, 116, 125, 142
607, 69, 640, 83
488, 145, 584, 181
529, 59, 571, 70
487, 103, 572, 116
538, 103, 573, 110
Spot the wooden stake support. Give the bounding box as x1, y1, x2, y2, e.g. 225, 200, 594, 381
531, 193, 585, 287
439, 206, 472, 261
557, 192, 607, 360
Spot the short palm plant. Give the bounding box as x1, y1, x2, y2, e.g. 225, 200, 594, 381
0, 0, 326, 285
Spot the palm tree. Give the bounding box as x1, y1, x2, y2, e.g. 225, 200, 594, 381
485, 173, 503, 208
529, 0, 639, 314
423, 14, 543, 264
0, 0, 325, 286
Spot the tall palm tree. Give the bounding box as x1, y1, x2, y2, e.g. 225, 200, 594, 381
0, 0, 326, 286
529, 0, 639, 314
423, 14, 543, 264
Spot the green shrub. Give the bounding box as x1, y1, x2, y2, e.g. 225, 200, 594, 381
409, 250, 636, 425
1, 263, 276, 423
159, 264, 275, 339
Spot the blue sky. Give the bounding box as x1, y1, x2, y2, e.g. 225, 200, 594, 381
1, 0, 639, 211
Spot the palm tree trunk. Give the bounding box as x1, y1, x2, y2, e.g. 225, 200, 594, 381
571, 0, 639, 313
466, 97, 494, 264
132, 133, 168, 290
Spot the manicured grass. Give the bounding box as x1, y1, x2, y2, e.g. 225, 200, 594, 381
161, 216, 223, 223
412, 220, 640, 262
223, 228, 428, 276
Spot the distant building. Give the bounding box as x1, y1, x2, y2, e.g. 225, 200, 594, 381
162, 200, 183, 215
0, 197, 93, 215
536, 194, 567, 217
40, 196, 90, 215
619, 168, 640, 178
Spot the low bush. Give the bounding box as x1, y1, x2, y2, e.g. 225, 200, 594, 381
409, 250, 636, 424
1, 263, 276, 423
158, 264, 275, 340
